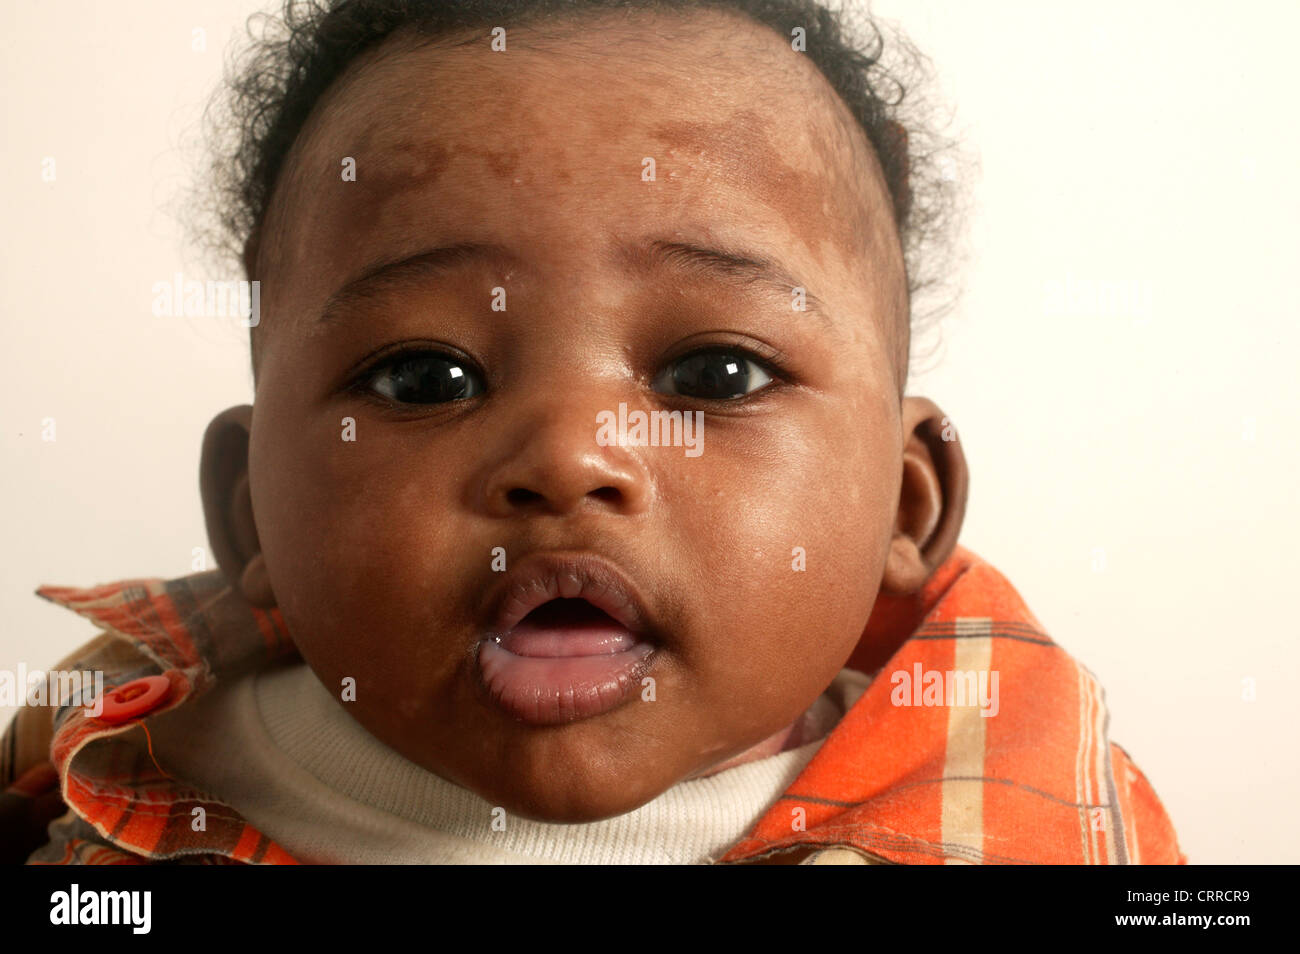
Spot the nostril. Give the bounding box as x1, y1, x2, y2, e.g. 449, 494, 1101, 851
503, 486, 622, 508
505, 488, 544, 506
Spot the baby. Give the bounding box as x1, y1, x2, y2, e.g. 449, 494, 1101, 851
1, 0, 1183, 864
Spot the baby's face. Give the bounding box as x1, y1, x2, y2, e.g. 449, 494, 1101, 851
246, 9, 909, 820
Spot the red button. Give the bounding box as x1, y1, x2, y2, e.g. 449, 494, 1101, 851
93, 676, 172, 724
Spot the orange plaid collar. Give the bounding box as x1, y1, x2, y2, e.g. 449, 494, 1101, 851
32, 545, 1183, 864
724, 546, 1182, 863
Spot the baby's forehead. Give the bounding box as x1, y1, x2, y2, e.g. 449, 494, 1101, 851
255, 10, 905, 371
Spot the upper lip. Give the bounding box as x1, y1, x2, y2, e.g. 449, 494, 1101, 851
483, 551, 655, 641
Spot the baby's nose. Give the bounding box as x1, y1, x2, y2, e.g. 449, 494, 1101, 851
473, 398, 654, 519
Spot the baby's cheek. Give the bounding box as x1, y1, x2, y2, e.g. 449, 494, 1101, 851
716, 415, 886, 583
664, 415, 890, 699
251, 416, 471, 680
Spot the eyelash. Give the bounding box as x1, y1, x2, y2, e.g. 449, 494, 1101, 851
346, 342, 789, 407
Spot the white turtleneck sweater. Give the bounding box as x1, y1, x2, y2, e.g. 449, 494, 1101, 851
146, 659, 870, 864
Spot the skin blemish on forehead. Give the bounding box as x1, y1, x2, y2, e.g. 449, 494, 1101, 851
649, 105, 878, 276
326, 109, 457, 228
484, 146, 524, 181
351, 121, 526, 206
297, 77, 542, 247
373, 136, 454, 197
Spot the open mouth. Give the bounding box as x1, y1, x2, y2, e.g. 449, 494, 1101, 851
497, 598, 642, 657
478, 596, 656, 725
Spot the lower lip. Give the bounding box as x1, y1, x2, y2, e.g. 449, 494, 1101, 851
477, 621, 655, 725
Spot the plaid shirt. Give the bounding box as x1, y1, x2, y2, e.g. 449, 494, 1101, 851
1, 545, 1185, 865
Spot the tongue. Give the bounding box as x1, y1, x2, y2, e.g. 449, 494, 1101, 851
497, 599, 639, 657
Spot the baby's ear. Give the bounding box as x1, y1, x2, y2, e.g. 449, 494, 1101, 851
880, 396, 969, 595
199, 405, 276, 607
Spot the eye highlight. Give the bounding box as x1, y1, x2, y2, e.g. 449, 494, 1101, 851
358, 350, 484, 405
652, 348, 775, 400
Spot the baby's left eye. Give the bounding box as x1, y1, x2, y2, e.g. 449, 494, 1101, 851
652, 348, 774, 400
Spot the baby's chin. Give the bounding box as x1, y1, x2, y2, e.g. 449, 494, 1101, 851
479, 772, 682, 824
372, 699, 784, 824
431, 738, 709, 824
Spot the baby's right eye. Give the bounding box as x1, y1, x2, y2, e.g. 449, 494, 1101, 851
360, 350, 484, 405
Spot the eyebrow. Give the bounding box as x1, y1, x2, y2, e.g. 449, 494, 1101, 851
317, 237, 828, 324
619, 239, 829, 320
319, 243, 511, 324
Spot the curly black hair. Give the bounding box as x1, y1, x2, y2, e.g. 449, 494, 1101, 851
191, 0, 964, 376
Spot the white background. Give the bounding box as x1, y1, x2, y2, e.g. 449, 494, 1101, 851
2, 0, 1297, 863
